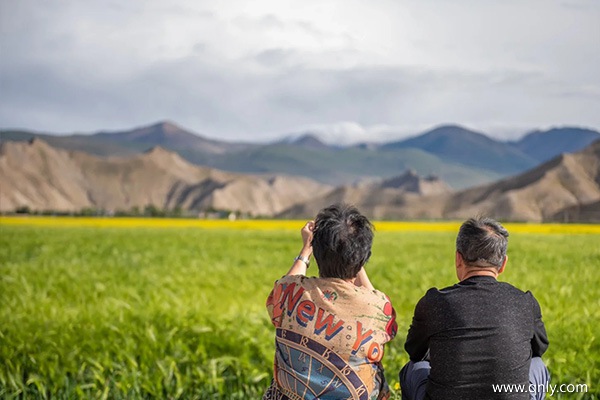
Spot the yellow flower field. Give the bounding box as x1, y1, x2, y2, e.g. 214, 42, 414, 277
1, 217, 599, 398
1, 215, 599, 234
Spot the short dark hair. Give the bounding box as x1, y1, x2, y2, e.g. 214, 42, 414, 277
456, 217, 509, 269
312, 204, 374, 279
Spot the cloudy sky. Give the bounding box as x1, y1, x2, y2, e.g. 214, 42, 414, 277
1, 0, 599, 143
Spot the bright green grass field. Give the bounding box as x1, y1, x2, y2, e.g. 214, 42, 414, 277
1, 226, 598, 399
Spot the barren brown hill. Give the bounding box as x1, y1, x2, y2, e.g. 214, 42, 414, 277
548, 200, 600, 223
280, 139, 600, 221
441, 139, 600, 221
278, 170, 451, 219
388, 139, 600, 221
0, 139, 331, 216
380, 169, 452, 196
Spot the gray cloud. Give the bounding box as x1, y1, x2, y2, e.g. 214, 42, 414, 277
255, 48, 295, 67
0, 0, 598, 142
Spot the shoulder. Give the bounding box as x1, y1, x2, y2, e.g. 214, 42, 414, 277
272, 275, 339, 295
423, 283, 459, 299
497, 281, 537, 298
367, 287, 395, 303
413, 286, 448, 309
273, 274, 310, 287
497, 282, 544, 307
523, 289, 543, 309
415, 281, 481, 308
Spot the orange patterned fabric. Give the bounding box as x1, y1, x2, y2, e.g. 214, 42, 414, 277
265, 275, 397, 400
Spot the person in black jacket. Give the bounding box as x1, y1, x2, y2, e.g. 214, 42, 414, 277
400, 217, 550, 400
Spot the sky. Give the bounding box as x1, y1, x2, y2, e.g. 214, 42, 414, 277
1, 0, 599, 144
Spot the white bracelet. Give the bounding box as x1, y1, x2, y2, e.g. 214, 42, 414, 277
294, 255, 310, 268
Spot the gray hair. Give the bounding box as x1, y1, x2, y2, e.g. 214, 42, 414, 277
456, 217, 509, 269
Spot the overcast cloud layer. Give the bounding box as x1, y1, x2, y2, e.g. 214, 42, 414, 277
1, 0, 599, 143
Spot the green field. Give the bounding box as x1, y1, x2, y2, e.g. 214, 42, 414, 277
1, 224, 599, 399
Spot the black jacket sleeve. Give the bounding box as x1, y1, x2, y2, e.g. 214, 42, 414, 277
529, 292, 549, 357
405, 294, 431, 362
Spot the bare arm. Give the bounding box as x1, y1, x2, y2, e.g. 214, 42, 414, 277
284, 221, 314, 276
354, 267, 375, 291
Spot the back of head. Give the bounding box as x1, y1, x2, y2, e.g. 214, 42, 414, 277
456, 217, 509, 269
312, 203, 374, 279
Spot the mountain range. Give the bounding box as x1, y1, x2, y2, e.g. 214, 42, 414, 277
0, 139, 331, 217
2, 121, 600, 222
3, 121, 599, 189
280, 139, 600, 222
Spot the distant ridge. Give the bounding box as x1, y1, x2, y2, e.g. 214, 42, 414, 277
0, 139, 331, 216
277, 133, 331, 150
280, 139, 600, 222
382, 125, 538, 174
93, 121, 253, 155
2, 137, 599, 221
513, 127, 600, 163
278, 169, 451, 219
441, 138, 600, 221
380, 169, 451, 196
400, 139, 600, 222
2, 121, 599, 190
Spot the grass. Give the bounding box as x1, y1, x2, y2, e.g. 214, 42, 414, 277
0, 218, 598, 399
